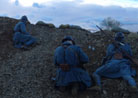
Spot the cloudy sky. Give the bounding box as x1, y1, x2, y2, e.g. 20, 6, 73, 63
0, 0, 138, 32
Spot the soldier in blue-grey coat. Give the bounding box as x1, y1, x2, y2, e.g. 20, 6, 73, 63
13, 15, 36, 48
93, 32, 137, 92
54, 36, 92, 94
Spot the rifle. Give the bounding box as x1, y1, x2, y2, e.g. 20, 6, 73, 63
96, 25, 138, 66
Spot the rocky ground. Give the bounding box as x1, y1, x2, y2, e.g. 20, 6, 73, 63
0, 17, 138, 98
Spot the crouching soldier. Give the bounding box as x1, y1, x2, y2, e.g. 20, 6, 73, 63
93, 32, 138, 92
13, 15, 36, 49
54, 36, 92, 95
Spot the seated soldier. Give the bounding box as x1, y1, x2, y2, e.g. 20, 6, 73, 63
54, 36, 92, 95
93, 32, 138, 92
13, 15, 36, 49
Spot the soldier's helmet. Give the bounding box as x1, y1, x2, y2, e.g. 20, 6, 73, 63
62, 36, 75, 45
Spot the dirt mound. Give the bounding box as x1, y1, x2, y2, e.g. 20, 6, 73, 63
0, 17, 138, 98
0, 17, 19, 61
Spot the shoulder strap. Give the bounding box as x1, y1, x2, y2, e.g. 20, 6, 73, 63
62, 45, 80, 63
62, 45, 67, 64
68, 47, 80, 61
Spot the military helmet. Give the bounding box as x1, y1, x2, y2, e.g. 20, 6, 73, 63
115, 32, 124, 42
62, 36, 75, 45
21, 15, 28, 23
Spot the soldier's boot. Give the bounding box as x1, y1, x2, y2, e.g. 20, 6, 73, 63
88, 85, 101, 91
71, 83, 79, 96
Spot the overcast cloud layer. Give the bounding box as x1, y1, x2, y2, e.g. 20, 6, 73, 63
0, 0, 138, 32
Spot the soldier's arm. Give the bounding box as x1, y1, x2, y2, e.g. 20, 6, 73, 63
106, 44, 115, 58
126, 44, 133, 57
20, 23, 29, 34
54, 50, 59, 66
78, 47, 89, 64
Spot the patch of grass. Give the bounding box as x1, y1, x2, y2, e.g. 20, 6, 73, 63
126, 33, 138, 42
36, 21, 55, 28
59, 24, 70, 29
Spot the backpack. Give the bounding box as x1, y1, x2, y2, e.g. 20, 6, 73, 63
59, 45, 85, 71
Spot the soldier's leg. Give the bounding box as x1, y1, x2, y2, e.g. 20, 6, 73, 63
93, 72, 102, 87
122, 75, 136, 86
122, 75, 138, 92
